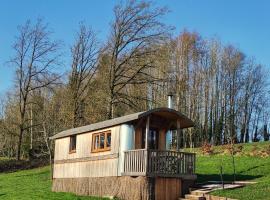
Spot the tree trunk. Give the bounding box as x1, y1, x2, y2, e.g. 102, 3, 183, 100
107, 90, 114, 119
264, 124, 269, 141
16, 127, 24, 161
43, 122, 54, 179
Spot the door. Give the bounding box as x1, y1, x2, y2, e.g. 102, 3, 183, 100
142, 128, 159, 149
155, 177, 182, 200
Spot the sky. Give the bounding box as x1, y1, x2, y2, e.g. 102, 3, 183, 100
0, 0, 269, 95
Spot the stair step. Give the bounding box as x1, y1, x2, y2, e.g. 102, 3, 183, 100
190, 190, 209, 196
190, 187, 211, 192
184, 194, 206, 200
189, 187, 200, 192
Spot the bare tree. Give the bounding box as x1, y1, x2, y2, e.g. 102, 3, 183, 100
106, 0, 171, 118
40, 88, 59, 179
10, 19, 61, 160
68, 23, 100, 127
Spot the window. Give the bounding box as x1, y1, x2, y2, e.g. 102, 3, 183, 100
92, 131, 111, 152
69, 135, 77, 153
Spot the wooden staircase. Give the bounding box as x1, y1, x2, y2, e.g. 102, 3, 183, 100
178, 187, 238, 200
178, 188, 210, 200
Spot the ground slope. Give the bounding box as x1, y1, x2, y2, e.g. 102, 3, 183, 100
194, 141, 270, 200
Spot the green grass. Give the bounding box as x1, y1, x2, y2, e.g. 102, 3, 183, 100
194, 141, 270, 200
0, 166, 109, 200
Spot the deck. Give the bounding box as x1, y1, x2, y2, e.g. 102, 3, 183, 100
122, 149, 196, 179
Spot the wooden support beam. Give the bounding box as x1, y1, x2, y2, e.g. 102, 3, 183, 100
177, 119, 181, 151
134, 117, 145, 130
145, 116, 150, 150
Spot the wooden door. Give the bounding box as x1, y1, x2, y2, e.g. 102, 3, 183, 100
155, 177, 182, 200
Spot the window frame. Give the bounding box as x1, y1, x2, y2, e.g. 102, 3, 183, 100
91, 131, 111, 153
69, 135, 77, 153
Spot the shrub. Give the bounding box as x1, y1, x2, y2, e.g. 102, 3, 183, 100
258, 144, 270, 157
249, 145, 259, 156
201, 141, 213, 155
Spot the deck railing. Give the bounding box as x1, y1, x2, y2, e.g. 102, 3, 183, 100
122, 149, 196, 177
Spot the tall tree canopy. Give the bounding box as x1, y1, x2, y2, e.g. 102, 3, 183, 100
0, 0, 269, 160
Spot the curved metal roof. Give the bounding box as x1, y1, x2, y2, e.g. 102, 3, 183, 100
50, 107, 194, 140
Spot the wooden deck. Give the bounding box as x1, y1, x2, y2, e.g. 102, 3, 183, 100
122, 149, 196, 178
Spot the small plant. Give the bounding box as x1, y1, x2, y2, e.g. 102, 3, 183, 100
222, 144, 233, 155
219, 157, 224, 189
225, 137, 237, 184
235, 144, 243, 155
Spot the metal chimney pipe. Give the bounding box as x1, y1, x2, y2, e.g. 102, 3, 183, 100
167, 92, 173, 109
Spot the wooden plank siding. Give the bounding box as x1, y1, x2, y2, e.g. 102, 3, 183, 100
135, 127, 142, 149
53, 126, 121, 178
54, 153, 118, 164
53, 158, 119, 178
158, 129, 166, 150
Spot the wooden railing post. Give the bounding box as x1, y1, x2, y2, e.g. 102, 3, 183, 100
145, 149, 148, 174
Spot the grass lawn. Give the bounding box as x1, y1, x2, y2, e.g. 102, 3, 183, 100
194, 141, 270, 200
0, 166, 109, 200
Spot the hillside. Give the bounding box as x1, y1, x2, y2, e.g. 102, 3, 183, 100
193, 141, 270, 200
0, 142, 269, 200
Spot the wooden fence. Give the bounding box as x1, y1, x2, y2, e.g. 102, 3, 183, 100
122, 149, 195, 177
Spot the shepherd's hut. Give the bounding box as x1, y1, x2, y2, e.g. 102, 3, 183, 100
51, 98, 196, 200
